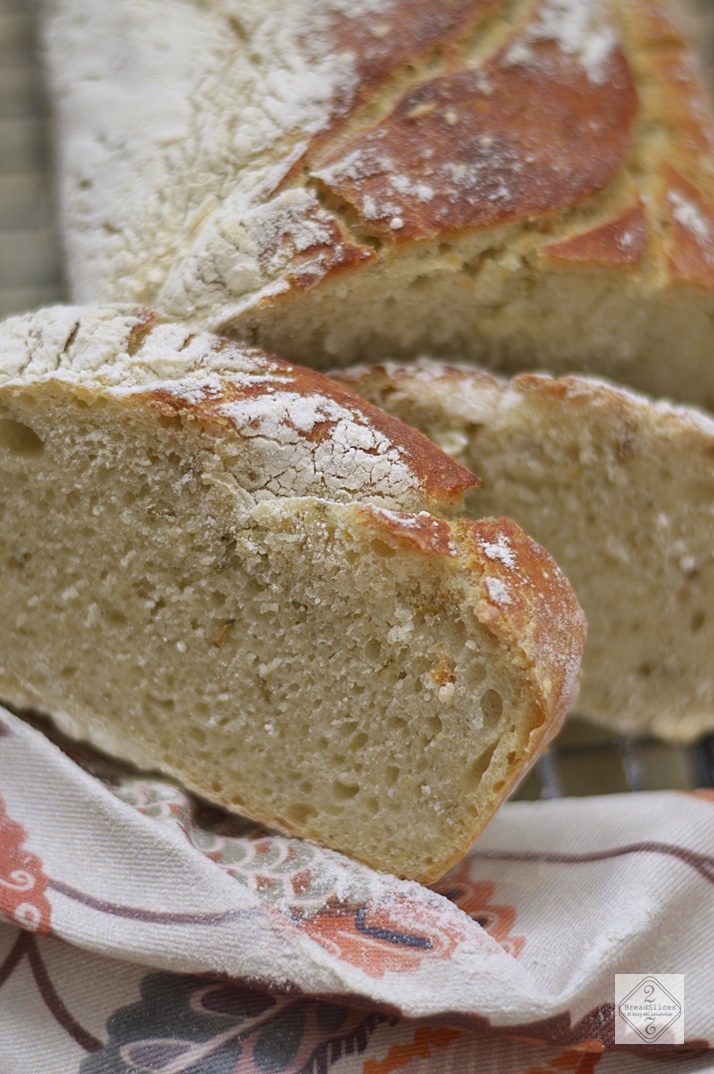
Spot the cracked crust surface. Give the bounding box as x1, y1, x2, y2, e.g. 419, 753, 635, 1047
0, 305, 477, 513
0, 307, 585, 879
43, 0, 714, 405
336, 358, 714, 740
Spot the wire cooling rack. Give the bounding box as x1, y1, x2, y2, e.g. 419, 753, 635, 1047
2, 0, 713, 800
0, 0, 61, 318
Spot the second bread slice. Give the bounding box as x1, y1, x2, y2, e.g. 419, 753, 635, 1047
337, 360, 714, 742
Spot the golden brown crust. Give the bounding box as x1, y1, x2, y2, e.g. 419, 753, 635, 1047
285, 0, 714, 301
271, 0, 500, 190
596, 1, 714, 287
461, 516, 586, 737
662, 166, 714, 289
46, 0, 714, 395
126, 309, 159, 356
315, 0, 498, 126
542, 201, 647, 267
258, 202, 377, 291
645, 51, 714, 159
509, 371, 714, 453
622, 0, 688, 46
314, 33, 637, 243
355, 504, 462, 559
336, 361, 504, 394
339, 361, 714, 475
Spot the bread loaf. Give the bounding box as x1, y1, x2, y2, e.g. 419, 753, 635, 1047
336, 359, 714, 741
0, 307, 585, 880
43, 0, 714, 406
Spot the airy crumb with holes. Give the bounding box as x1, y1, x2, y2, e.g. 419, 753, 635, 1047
0, 306, 585, 880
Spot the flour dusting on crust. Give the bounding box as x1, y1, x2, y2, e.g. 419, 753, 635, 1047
481, 534, 516, 569
0, 307, 483, 511
668, 189, 713, 246
504, 0, 617, 84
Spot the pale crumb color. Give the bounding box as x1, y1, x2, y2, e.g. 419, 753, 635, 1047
336, 359, 714, 741
0, 307, 585, 881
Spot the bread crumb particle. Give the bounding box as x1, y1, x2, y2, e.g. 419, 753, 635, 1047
438, 683, 455, 704
407, 101, 438, 121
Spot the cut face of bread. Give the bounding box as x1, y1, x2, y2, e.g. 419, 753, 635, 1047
44, 0, 714, 406
0, 307, 585, 881
335, 360, 714, 742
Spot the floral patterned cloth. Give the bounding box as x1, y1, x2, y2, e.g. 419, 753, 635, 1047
0, 704, 712, 1073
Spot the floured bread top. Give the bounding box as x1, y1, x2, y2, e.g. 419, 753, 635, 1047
0, 306, 477, 511
336, 357, 714, 444
43, 0, 714, 331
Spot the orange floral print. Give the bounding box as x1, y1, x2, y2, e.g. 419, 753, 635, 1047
0, 796, 52, 934
525, 1048, 602, 1073
432, 860, 525, 957
299, 895, 478, 978
689, 790, 714, 803
362, 1026, 465, 1074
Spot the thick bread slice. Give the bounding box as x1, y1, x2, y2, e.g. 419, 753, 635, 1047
43, 0, 714, 406
336, 359, 714, 742
0, 307, 585, 881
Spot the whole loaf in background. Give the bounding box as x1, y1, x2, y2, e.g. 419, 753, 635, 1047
43, 0, 714, 406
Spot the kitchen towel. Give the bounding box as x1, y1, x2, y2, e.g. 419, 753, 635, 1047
0, 705, 711, 1073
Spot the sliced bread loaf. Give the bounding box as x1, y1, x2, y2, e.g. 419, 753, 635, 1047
336, 360, 714, 741
43, 0, 714, 406
0, 307, 585, 880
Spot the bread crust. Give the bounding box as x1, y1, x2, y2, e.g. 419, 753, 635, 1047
336, 359, 714, 445
0, 305, 478, 512
43, 0, 714, 403
353, 506, 584, 736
